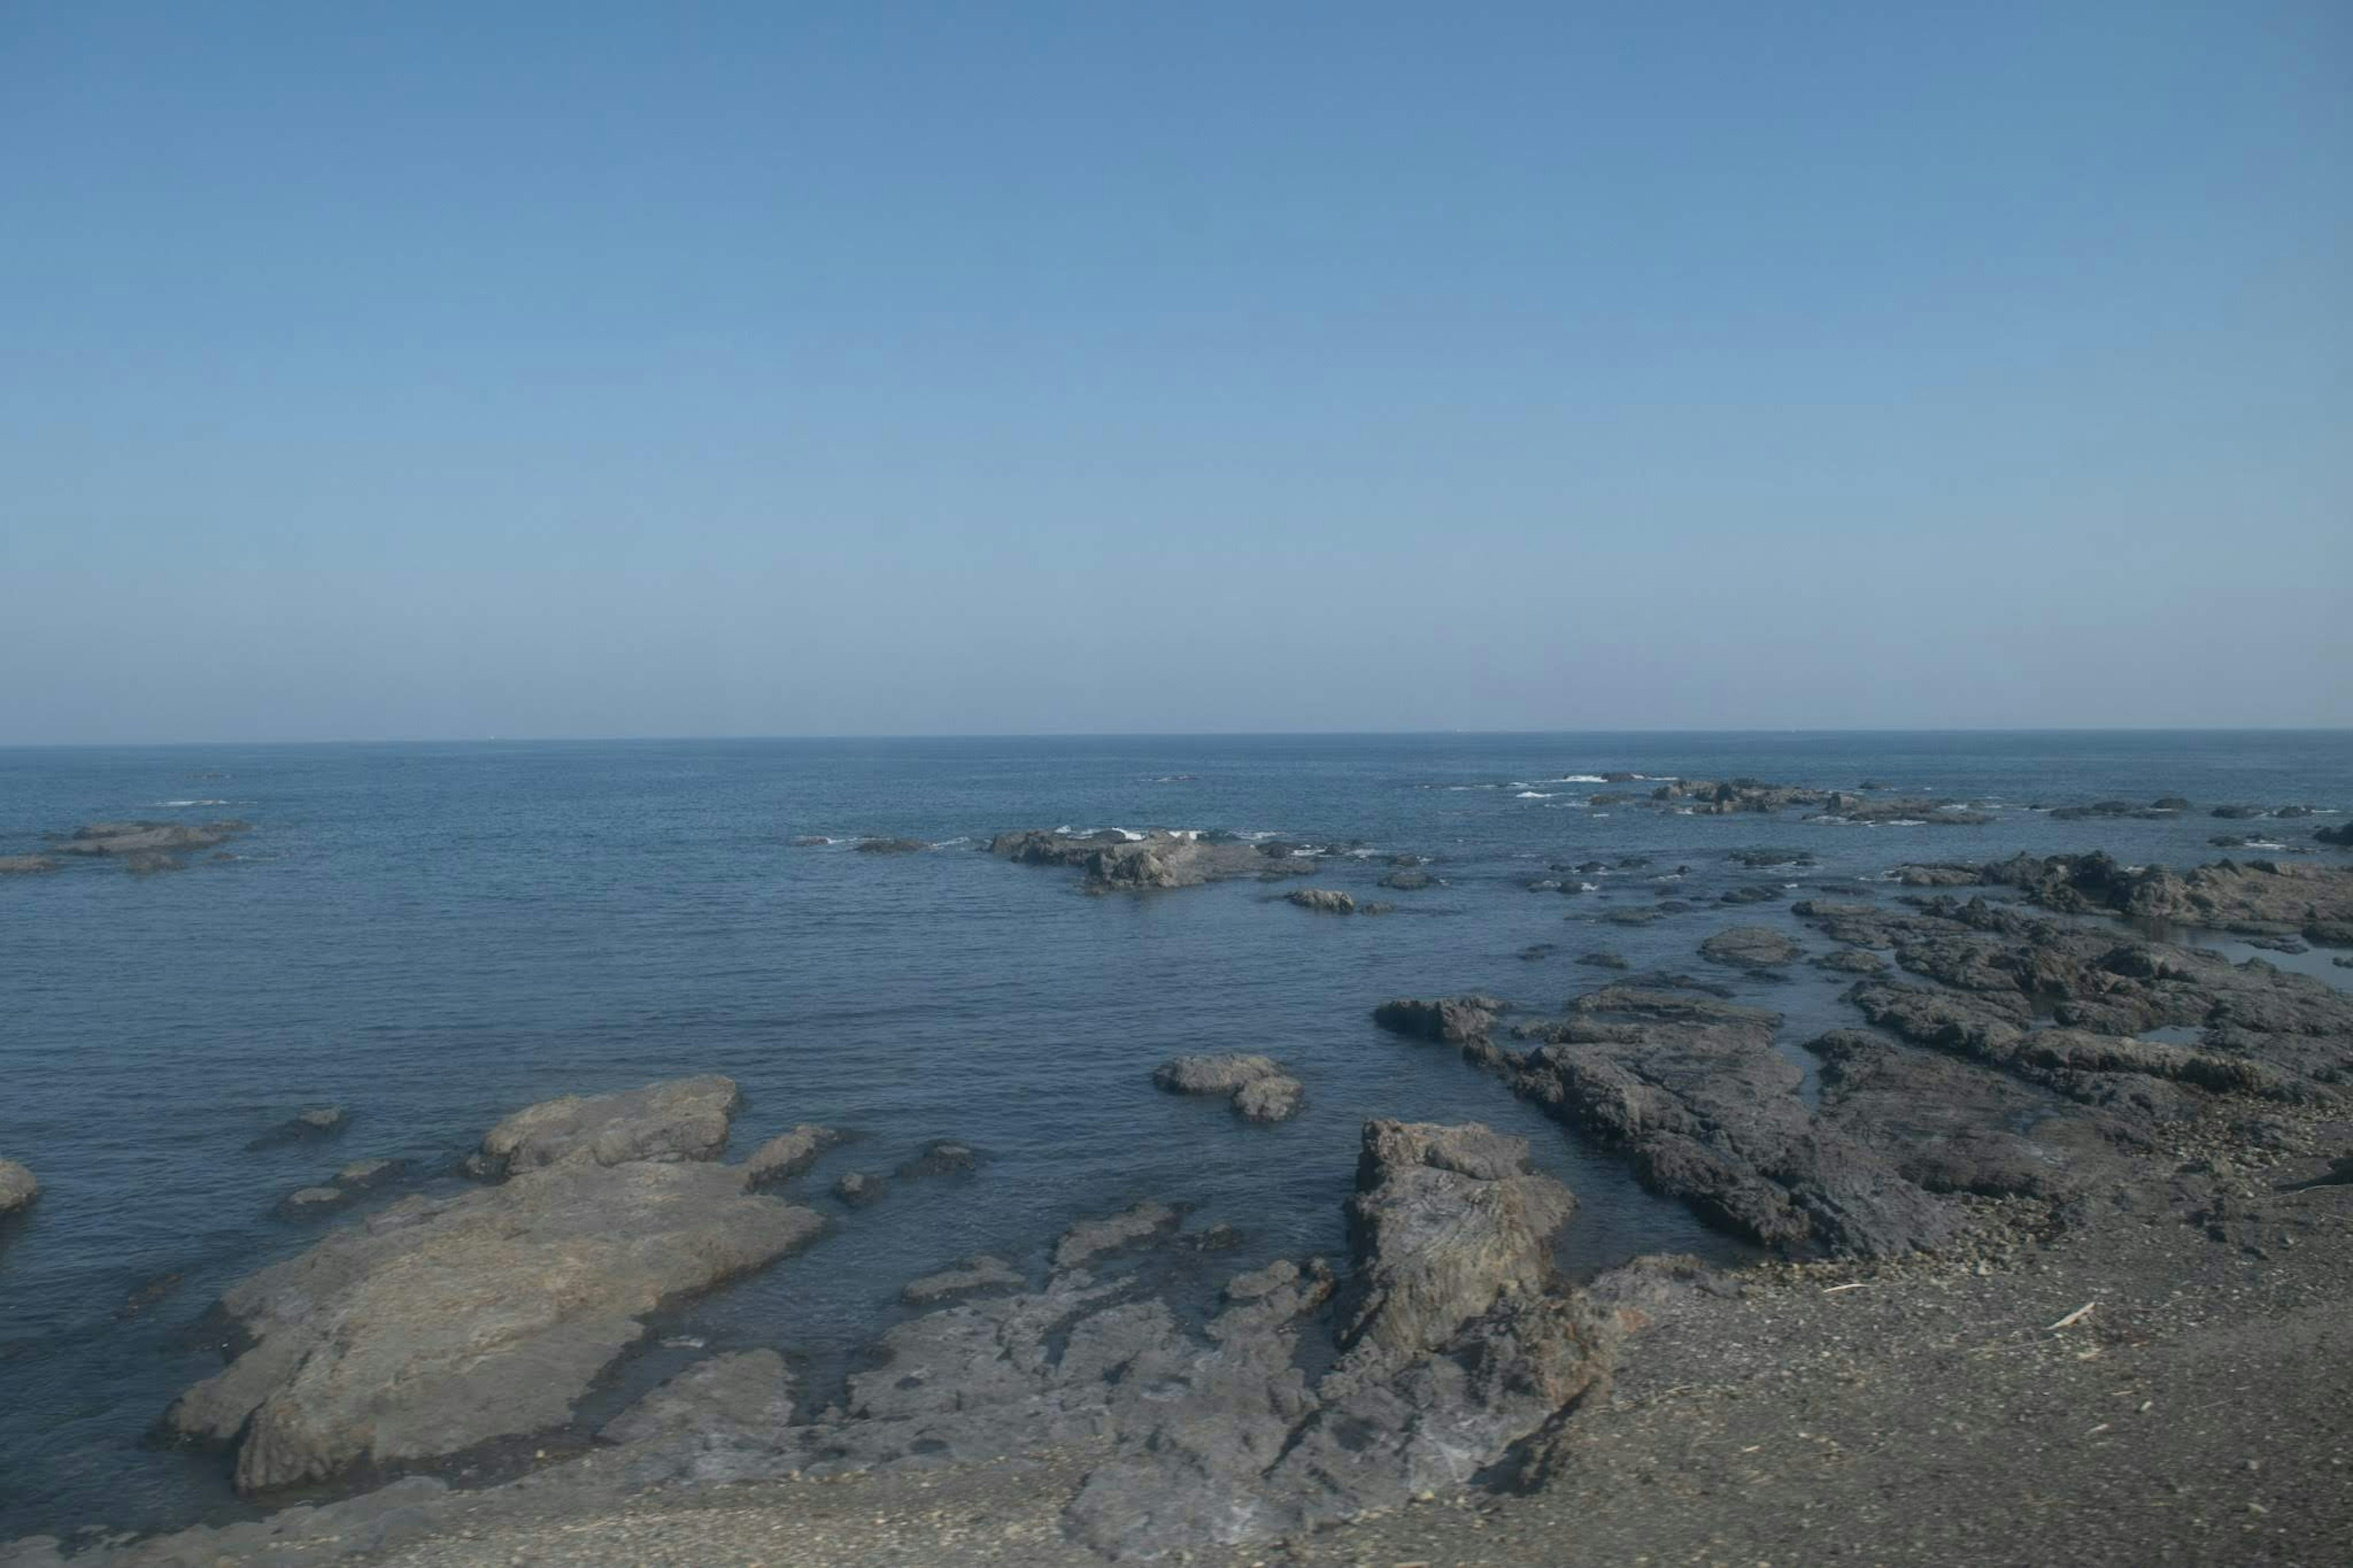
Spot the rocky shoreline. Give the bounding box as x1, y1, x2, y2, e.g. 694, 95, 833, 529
5, 833, 2351, 1567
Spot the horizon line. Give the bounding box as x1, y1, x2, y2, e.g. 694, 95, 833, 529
4, 723, 2351, 751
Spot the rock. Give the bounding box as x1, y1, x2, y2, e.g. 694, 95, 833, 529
853, 837, 927, 854
2211, 805, 2267, 819
2318, 823, 2353, 847
244, 1106, 349, 1152
1333, 1121, 1572, 1361
1811, 946, 1888, 975
1602, 906, 1664, 926
740, 1124, 845, 1186
0, 855, 58, 876
990, 829, 1278, 893
901, 1255, 1025, 1306
599, 1349, 796, 1486
1372, 995, 1503, 1045
1727, 847, 1818, 868
1285, 888, 1355, 914
276, 1185, 351, 1217
896, 1140, 978, 1178
165, 1159, 824, 1492
1578, 950, 1631, 971
1378, 868, 1434, 890
49, 820, 252, 872
1357, 900, 1398, 916
0, 1159, 37, 1215
1988, 851, 2353, 944
833, 1170, 887, 1205
333, 1158, 404, 1188
1477, 987, 1956, 1257
1654, 781, 1832, 816
1517, 942, 1558, 961
1890, 863, 1982, 887
1699, 925, 1802, 971
1153, 1055, 1305, 1122
1053, 1200, 1181, 1271
2276, 805, 2314, 819
786, 835, 831, 847
1719, 884, 1784, 904
469, 1075, 741, 1178
2050, 800, 2178, 821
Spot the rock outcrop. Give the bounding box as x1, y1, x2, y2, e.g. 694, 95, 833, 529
167, 1077, 820, 1493
1698, 925, 1802, 971
1151, 1054, 1305, 1122
1285, 888, 1355, 914
244, 1107, 348, 1152
990, 829, 1290, 893
0, 1159, 36, 1215
1372, 994, 1504, 1044
468, 1076, 742, 1177
740, 1124, 844, 1187
166, 1156, 824, 1492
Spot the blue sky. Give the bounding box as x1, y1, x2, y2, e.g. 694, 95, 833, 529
4, 2, 2347, 741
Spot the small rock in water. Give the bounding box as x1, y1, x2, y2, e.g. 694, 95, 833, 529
834, 1170, 888, 1205
742, 1124, 847, 1187
896, 1140, 979, 1178
244, 1106, 349, 1152
1286, 888, 1356, 914
0, 1159, 39, 1216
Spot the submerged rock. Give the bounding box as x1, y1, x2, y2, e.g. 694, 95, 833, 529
165, 1158, 824, 1493
740, 1124, 845, 1187
896, 1140, 978, 1178
0, 855, 58, 877
1052, 1200, 1181, 1271
853, 837, 927, 854
1285, 888, 1355, 914
0, 1159, 37, 1215
468, 1075, 741, 1178
1153, 1054, 1305, 1122
1378, 868, 1433, 890
901, 1254, 1024, 1306
833, 1170, 887, 1205
1372, 994, 1504, 1045
244, 1106, 348, 1152
48, 820, 253, 873
1698, 925, 1802, 971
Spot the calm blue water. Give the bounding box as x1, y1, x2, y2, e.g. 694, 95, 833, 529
2, 731, 2347, 1540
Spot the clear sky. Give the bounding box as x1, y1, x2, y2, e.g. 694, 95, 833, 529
4, 2, 2347, 743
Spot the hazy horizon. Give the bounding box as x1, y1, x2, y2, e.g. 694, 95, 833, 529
6, 2, 2348, 745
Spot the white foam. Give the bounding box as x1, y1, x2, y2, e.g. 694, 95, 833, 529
1515, 790, 1552, 799
2245, 840, 2287, 850
1590, 812, 1611, 818
1556, 774, 1606, 783
1580, 881, 1600, 892
151, 799, 232, 807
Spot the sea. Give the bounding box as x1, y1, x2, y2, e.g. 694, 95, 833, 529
2, 730, 2348, 1542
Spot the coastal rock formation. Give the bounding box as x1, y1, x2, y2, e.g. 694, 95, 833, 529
895, 1140, 978, 1178
244, 1106, 348, 1152
0, 1160, 36, 1215
853, 837, 926, 854
740, 1125, 844, 1186
1698, 925, 1802, 971
468, 1076, 741, 1177
1986, 852, 2353, 942
1285, 888, 1355, 914
1051, 1200, 1182, 1270
1152, 1054, 1305, 1122
1653, 779, 1830, 814
598, 1350, 797, 1488
1475, 987, 1956, 1257
2317, 823, 2353, 847
990, 828, 1292, 893
1372, 994, 1504, 1044
0, 855, 57, 877
166, 1156, 824, 1492
900, 1255, 1023, 1305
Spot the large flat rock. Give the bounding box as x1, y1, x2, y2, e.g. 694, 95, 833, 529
167, 1159, 823, 1492
470, 1075, 743, 1176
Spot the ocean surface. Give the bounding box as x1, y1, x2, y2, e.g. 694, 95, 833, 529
2, 730, 2348, 1542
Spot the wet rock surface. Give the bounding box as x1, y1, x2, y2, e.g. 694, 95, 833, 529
740, 1124, 845, 1186
1284, 887, 1355, 914
1697, 924, 1801, 971
26, 819, 256, 874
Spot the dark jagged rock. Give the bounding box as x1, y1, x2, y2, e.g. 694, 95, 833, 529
896, 1140, 978, 1178
599, 1350, 797, 1487
2211, 805, 2267, 820
833, 1170, 887, 1205
1518, 942, 1558, 961
2318, 823, 2353, 847
1719, 884, 1785, 904
468, 1077, 741, 1178
1806, 1030, 2133, 1202
1578, 950, 1631, 971
1479, 987, 1955, 1257
1286, 888, 1355, 914
1699, 925, 1802, 971
1153, 1054, 1305, 1123
2050, 800, 2178, 821
1889, 863, 1982, 887
1378, 868, 1433, 890
1985, 851, 2353, 944
1653, 780, 1831, 815
1811, 946, 1888, 975
1372, 995, 1504, 1045
1727, 847, 1817, 868
990, 829, 1284, 893
852, 837, 927, 854
740, 1125, 845, 1187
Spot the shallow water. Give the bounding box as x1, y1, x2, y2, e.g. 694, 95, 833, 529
1, 730, 2347, 1539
